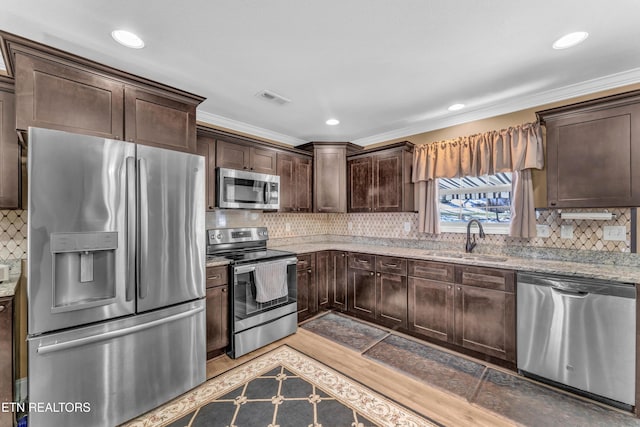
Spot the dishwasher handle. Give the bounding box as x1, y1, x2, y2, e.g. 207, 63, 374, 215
517, 272, 636, 299
551, 287, 589, 298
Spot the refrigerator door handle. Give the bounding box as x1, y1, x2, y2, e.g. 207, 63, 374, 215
138, 157, 149, 300
36, 306, 205, 355
126, 156, 136, 302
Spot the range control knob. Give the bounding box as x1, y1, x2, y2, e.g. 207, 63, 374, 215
216, 233, 222, 239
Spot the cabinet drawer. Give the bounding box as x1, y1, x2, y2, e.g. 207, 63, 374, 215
206, 266, 228, 288
376, 256, 407, 275
297, 254, 315, 270
455, 266, 514, 292
348, 253, 375, 270
408, 260, 454, 283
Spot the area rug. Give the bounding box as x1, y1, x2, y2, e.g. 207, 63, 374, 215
121, 346, 438, 427
301, 312, 388, 352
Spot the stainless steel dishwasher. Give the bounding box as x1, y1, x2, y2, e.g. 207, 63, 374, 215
517, 272, 636, 408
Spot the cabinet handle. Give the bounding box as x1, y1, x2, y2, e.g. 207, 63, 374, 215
208, 274, 221, 280
382, 263, 398, 267
356, 259, 369, 264
307, 268, 312, 274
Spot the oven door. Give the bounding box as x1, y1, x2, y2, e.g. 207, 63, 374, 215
232, 257, 298, 333
216, 167, 280, 209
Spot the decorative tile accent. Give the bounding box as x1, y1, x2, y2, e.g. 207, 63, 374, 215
0, 210, 27, 261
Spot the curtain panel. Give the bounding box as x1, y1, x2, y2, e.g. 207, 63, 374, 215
411, 122, 544, 237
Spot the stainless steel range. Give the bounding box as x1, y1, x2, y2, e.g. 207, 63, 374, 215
207, 227, 297, 358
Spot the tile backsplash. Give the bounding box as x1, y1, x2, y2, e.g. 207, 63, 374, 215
0, 207, 632, 262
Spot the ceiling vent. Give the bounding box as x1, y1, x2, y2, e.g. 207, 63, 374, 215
255, 89, 291, 106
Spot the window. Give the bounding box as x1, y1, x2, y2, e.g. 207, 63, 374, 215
438, 172, 512, 234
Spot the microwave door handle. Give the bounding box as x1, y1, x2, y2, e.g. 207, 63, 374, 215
263, 182, 270, 204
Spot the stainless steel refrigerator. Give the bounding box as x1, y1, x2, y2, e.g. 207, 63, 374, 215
27, 127, 206, 427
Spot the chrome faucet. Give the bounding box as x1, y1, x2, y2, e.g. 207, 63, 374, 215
465, 219, 486, 253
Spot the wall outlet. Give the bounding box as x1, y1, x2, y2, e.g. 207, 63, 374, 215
285, 223, 291, 232
403, 222, 411, 233
561, 224, 574, 239
348, 221, 353, 231
536, 224, 551, 238
603, 225, 626, 241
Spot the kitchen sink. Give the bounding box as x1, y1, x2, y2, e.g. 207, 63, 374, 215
425, 252, 508, 263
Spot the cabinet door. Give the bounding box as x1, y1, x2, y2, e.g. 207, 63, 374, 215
250, 147, 277, 174
15, 52, 124, 139
277, 153, 295, 212
373, 152, 403, 212
545, 100, 640, 207
408, 277, 453, 343
296, 254, 317, 322
124, 86, 196, 153
376, 272, 407, 329
0, 297, 13, 427
294, 156, 312, 212
217, 139, 250, 170
331, 251, 348, 311
0, 89, 19, 208
314, 146, 346, 212
347, 268, 376, 321
453, 285, 515, 362
206, 286, 229, 358
197, 135, 216, 211
348, 157, 372, 212
316, 251, 330, 310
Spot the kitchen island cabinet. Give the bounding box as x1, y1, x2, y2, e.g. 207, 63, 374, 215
0, 296, 13, 427
205, 266, 228, 359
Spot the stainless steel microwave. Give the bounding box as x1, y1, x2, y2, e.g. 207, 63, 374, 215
216, 167, 280, 210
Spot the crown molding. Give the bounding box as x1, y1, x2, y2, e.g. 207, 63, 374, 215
351, 67, 640, 146
196, 110, 306, 146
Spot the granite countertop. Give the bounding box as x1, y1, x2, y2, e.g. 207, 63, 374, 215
0, 260, 23, 298
206, 257, 232, 268
270, 241, 640, 284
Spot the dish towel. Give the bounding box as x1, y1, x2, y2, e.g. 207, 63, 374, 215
254, 260, 289, 303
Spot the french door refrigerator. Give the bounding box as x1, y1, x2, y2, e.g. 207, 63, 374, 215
27, 127, 206, 427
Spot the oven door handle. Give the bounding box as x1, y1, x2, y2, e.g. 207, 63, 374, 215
234, 258, 298, 275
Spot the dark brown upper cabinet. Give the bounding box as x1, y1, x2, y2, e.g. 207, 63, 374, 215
0, 77, 19, 208
3, 32, 203, 153
217, 139, 277, 174
277, 152, 312, 212
347, 142, 415, 213
299, 142, 362, 213
537, 90, 640, 208
196, 128, 216, 211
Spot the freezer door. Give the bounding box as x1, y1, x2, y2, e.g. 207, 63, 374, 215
28, 128, 136, 335
28, 299, 206, 427
136, 145, 205, 313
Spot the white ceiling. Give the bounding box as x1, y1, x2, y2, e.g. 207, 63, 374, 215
1, 1, 640, 146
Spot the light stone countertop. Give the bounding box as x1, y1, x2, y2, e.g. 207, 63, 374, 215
206, 257, 232, 268
270, 241, 640, 284
0, 260, 23, 298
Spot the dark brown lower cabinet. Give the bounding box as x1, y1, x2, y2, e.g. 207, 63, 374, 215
347, 267, 376, 321
376, 272, 407, 329
330, 251, 348, 311
297, 253, 317, 322
0, 297, 13, 427
316, 251, 331, 310
206, 266, 229, 359
408, 276, 453, 342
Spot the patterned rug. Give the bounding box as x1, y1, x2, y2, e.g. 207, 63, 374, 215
121, 346, 438, 427
301, 312, 388, 352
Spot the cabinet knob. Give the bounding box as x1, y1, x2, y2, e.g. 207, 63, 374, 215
114, 136, 121, 140
341, 253, 345, 257
209, 206, 214, 210
307, 268, 312, 274
243, 166, 248, 170
376, 272, 381, 277
0, 305, 4, 312
457, 287, 461, 291
221, 288, 227, 293
370, 271, 374, 276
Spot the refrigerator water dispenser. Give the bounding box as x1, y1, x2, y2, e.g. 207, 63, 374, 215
50, 232, 118, 312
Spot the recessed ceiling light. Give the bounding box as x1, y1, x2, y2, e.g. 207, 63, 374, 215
111, 30, 145, 49
552, 31, 588, 50
326, 119, 340, 126
447, 103, 465, 111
